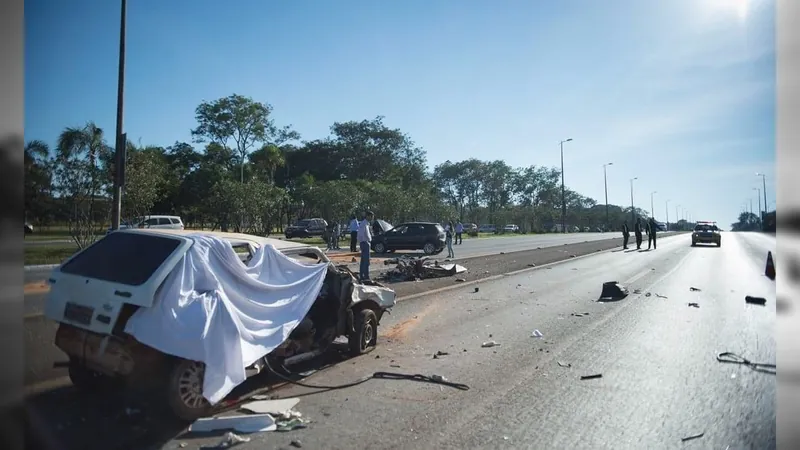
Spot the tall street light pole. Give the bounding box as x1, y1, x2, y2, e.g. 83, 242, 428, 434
110, 0, 127, 231
603, 162, 612, 231
665, 199, 670, 231
650, 191, 657, 219
629, 177, 638, 224
754, 187, 762, 220
559, 138, 573, 233
756, 172, 768, 230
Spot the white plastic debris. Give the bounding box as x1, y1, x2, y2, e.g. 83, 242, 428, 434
481, 341, 500, 348
188, 414, 277, 433
216, 431, 251, 447
531, 329, 543, 338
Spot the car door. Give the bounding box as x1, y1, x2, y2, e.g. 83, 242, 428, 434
140, 217, 158, 228
404, 224, 427, 250
383, 225, 407, 250
156, 217, 173, 229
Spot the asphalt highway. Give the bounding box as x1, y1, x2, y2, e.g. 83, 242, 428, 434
24, 232, 776, 449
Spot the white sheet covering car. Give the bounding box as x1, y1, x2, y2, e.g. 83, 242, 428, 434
124, 234, 330, 404
44, 229, 397, 417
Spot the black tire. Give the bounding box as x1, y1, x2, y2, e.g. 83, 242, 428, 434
166, 359, 213, 421
716, 241, 721, 247
349, 309, 378, 357
423, 242, 436, 255
68, 358, 112, 392
374, 242, 386, 254
691, 241, 696, 247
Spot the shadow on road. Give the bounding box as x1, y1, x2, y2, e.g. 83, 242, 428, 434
24, 347, 355, 450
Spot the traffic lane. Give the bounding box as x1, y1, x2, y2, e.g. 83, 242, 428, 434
175, 232, 773, 449
432, 231, 676, 261
731, 231, 776, 265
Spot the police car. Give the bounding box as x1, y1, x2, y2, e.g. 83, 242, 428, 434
691, 221, 722, 247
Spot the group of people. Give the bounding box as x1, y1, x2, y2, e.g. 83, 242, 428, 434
621, 216, 659, 250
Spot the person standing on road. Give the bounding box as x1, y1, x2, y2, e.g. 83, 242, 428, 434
357, 211, 374, 281
622, 221, 630, 249
634, 217, 643, 250
332, 220, 341, 250
348, 215, 359, 252
455, 221, 464, 245
446, 220, 455, 258
647, 217, 657, 250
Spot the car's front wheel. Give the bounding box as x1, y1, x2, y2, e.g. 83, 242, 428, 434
349, 309, 378, 356
167, 359, 213, 421
373, 242, 386, 254
423, 242, 436, 255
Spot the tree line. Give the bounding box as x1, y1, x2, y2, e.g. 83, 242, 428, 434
26, 93, 672, 248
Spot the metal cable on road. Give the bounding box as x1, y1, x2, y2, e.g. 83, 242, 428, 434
716, 352, 776, 374
265, 358, 470, 391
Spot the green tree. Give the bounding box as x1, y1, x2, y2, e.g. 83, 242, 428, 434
191, 94, 300, 183
53, 122, 112, 248
121, 145, 168, 220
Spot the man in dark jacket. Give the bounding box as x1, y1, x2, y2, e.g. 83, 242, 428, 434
622, 222, 630, 249
648, 217, 657, 250
634, 218, 643, 250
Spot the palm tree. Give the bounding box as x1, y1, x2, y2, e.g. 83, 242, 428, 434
250, 144, 285, 184
54, 122, 112, 248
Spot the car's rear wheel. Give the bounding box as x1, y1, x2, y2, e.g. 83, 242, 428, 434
167, 359, 213, 421
716, 241, 721, 247
423, 242, 436, 255
691, 240, 696, 247
374, 242, 386, 254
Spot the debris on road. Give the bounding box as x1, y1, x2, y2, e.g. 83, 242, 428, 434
745, 295, 767, 306
239, 398, 300, 415
527, 263, 536, 267
482, 341, 500, 348
655, 294, 668, 299
455, 278, 466, 282
189, 414, 277, 433
531, 329, 544, 338
290, 439, 303, 448
380, 255, 467, 282
570, 312, 590, 317
644, 292, 651, 297
433, 350, 449, 359
474, 287, 480, 293
207, 431, 251, 448
681, 432, 704, 442
690, 287, 702, 292
688, 302, 700, 308
599, 281, 629, 302
580, 374, 602, 380
557, 361, 572, 368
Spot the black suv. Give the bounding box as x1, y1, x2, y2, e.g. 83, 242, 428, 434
371, 222, 446, 255
285, 218, 328, 239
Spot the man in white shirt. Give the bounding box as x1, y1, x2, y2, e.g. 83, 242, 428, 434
455, 221, 464, 245
348, 215, 360, 252
357, 211, 374, 281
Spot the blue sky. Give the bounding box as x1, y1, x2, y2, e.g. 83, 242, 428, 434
25, 0, 776, 226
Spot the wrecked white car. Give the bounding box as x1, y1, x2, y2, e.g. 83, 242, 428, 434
43, 229, 396, 420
